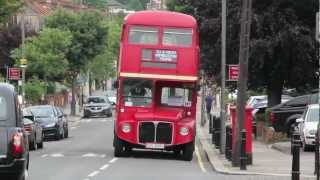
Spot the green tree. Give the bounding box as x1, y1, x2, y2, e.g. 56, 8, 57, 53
45, 9, 108, 115
12, 28, 72, 81
89, 17, 121, 89
0, 0, 22, 26
24, 77, 46, 104
168, 0, 319, 106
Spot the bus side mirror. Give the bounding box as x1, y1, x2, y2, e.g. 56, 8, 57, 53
113, 80, 119, 89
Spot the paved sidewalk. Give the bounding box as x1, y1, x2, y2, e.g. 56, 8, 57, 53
63, 104, 82, 123
196, 98, 316, 179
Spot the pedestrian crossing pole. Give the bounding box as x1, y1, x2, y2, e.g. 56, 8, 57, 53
233, 0, 252, 167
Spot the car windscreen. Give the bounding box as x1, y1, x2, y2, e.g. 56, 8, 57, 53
87, 97, 106, 104
307, 107, 319, 122
29, 107, 55, 117
0, 96, 8, 121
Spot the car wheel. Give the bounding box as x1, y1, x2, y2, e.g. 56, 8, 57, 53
29, 135, 37, 151
64, 128, 69, 138
60, 128, 64, 139
182, 141, 194, 161
37, 133, 44, 149
114, 135, 124, 157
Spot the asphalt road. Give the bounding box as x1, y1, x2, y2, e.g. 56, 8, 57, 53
28, 116, 296, 180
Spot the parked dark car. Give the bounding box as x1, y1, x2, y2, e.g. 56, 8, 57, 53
27, 105, 65, 140
22, 108, 44, 150
268, 93, 318, 135
56, 107, 69, 138
0, 83, 29, 180
83, 96, 112, 118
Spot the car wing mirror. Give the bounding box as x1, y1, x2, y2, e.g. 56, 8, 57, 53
296, 118, 304, 123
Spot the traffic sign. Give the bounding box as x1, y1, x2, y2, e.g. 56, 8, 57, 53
8, 68, 21, 80
317, 12, 320, 42
20, 58, 28, 68
228, 64, 239, 81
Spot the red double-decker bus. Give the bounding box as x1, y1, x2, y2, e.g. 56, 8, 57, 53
114, 11, 199, 161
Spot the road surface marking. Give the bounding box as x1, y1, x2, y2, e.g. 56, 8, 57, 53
109, 158, 118, 163
100, 164, 109, 170
51, 153, 64, 157
82, 153, 97, 157
88, 171, 100, 177
195, 145, 207, 173
100, 154, 106, 158
41, 154, 48, 158
71, 127, 77, 130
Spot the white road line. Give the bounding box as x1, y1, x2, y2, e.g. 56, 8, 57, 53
71, 127, 77, 130
109, 158, 118, 163
88, 171, 100, 177
99, 164, 109, 170
41, 154, 48, 158
51, 153, 64, 158
100, 154, 106, 158
195, 146, 207, 173
82, 153, 97, 157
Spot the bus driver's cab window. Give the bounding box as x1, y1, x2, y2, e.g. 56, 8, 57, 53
122, 79, 152, 107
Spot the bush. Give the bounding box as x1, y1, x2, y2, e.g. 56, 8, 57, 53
24, 79, 45, 104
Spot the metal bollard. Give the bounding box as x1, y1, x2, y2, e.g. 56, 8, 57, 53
215, 118, 221, 149
240, 129, 247, 170
209, 115, 213, 134
228, 127, 233, 161
215, 127, 220, 149
211, 117, 216, 144
315, 131, 319, 180
291, 131, 301, 180
225, 126, 232, 161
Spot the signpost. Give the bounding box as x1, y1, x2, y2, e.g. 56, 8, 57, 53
8, 68, 21, 80
228, 64, 239, 81
316, 12, 319, 42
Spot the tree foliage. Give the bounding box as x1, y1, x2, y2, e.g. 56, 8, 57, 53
116, 0, 149, 10
45, 9, 108, 75
0, 0, 22, 26
89, 16, 121, 82
167, 0, 319, 106
12, 28, 72, 81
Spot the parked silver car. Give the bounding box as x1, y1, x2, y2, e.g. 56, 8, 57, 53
296, 104, 319, 151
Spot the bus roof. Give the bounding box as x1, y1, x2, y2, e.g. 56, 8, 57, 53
124, 11, 197, 28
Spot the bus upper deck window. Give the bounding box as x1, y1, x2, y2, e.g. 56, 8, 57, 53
129, 26, 159, 45
163, 28, 193, 47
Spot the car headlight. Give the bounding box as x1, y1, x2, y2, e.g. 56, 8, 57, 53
180, 127, 189, 136
46, 123, 56, 128
121, 123, 131, 133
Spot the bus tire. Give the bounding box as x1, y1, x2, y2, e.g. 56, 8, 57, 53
182, 141, 194, 161
114, 135, 124, 157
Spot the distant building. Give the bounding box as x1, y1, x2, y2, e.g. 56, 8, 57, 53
146, 0, 165, 10
107, 0, 135, 14
14, 0, 91, 33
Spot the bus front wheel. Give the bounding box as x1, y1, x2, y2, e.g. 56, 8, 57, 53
114, 135, 124, 157
182, 141, 194, 161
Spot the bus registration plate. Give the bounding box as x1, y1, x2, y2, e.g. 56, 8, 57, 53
145, 143, 165, 149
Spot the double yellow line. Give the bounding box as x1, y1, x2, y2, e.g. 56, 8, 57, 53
195, 145, 207, 173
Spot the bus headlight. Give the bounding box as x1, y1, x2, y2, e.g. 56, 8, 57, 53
122, 123, 131, 133
180, 127, 189, 136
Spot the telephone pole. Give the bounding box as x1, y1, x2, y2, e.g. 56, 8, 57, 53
220, 0, 227, 154
232, 0, 252, 166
